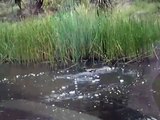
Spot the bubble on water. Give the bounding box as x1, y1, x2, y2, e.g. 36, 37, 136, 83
137, 108, 143, 112
89, 77, 93, 80
92, 79, 100, 83
147, 117, 157, 120
52, 104, 55, 107
98, 85, 102, 88
74, 80, 78, 85
24, 75, 27, 77
142, 81, 145, 85
133, 83, 136, 86
94, 105, 97, 108
61, 86, 66, 90
29, 73, 36, 77
75, 86, 78, 90
112, 67, 115, 70
78, 95, 83, 99
69, 91, 75, 95
39, 72, 45, 75
16, 75, 20, 78
110, 102, 113, 105
106, 66, 112, 71
37, 74, 40, 76
66, 76, 70, 79
61, 93, 66, 97
51, 90, 55, 93
94, 94, 99, 97
117, 90, 121, 93
150, 89, 156, 93
3, 78, 8, 81
120, 79, 124, 83
11, 98, 13, 100
111, 87, 114, 90
117, 76, 121, 79
154, 67, 157, 70
87, 93, 91, 98
94, 74, 100, 78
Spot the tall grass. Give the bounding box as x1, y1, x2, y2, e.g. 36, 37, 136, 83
0, 4, 160, 64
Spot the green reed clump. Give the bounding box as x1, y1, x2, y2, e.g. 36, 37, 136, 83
53, 8, 160, 62
0, 17, 57, 63
53, 6, 99, 63
95, 15, 160, 61
0, 5, 160, 64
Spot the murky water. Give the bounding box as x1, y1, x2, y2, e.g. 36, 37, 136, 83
0, 62, 160, 120
153, 74, 160, 113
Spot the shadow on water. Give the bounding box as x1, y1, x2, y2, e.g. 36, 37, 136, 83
0, 108, 52, 120
0, 61, 160, 120
153, 74, 160, 113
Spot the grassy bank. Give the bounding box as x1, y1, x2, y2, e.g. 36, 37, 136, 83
0, 3, 160, 64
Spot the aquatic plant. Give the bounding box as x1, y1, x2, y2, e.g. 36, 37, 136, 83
0, 3, 160, 64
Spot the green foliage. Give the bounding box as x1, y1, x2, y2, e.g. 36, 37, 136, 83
0, 17, 56, 63
0, 3, 160, 64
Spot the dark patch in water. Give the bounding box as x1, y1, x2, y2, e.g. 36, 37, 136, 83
0, 108, 52, 120
153, 74, 160, 111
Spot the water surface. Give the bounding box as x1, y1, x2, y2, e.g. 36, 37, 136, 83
0, 62, 160, 120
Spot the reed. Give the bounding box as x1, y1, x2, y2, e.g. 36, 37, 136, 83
0, 4, 160, 64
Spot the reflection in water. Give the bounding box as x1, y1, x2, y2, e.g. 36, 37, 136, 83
0, 63, 159, 120
0, 108, 52, 120
153, 74, 160, 111
0, 100, 101, 120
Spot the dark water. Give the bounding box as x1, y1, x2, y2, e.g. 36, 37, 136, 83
153, 74, 160, 114
0, 62, 160, 120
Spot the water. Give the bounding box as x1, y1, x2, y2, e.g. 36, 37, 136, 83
0, 62, 159, 120
153, 74, 160, 114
